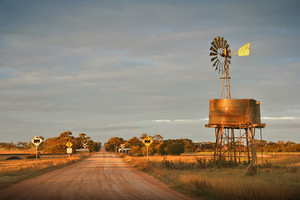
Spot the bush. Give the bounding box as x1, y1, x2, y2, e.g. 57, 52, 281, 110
26, 154, 39, 159
6, 156, 22, 160
164, 141, 185, 155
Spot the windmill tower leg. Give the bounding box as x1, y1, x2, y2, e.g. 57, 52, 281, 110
232, 128, 237, 163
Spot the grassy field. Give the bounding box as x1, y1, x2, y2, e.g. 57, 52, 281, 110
123, 153, 300, 200
0, 153, 89, 189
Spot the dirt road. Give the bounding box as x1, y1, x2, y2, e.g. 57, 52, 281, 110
0, 148, 195, 200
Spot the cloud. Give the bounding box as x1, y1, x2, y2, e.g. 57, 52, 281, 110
152, 118, 208, 123
262, 117, 299, 120
0, 0, 299, 143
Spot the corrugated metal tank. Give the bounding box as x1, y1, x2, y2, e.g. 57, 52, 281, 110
208, 99, 261, 125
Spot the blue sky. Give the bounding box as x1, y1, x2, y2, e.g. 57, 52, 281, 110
0, 0, 299, 144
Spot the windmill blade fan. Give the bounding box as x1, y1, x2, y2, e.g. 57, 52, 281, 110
209, 36, 231, 74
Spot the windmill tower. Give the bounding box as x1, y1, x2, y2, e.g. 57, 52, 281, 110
206, 36, 265, 164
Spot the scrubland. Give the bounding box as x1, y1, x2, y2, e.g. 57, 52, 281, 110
0, 153, 89, 189
124, 153, 300, 200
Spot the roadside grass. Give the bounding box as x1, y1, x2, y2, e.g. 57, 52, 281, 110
0, 154, 90, 189
123, 154, 300, 200
0, 148, 36, 154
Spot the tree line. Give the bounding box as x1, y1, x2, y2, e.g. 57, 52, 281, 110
1, 133, 299, 154
105, 134, 300, 156
0, 131, 101, 153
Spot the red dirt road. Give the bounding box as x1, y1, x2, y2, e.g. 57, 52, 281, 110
0, 148, 195, 200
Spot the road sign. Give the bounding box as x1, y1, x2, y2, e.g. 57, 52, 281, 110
31, 135, 43, 147
83, 143, 87, 149
67, 148, 72, 154
66, 142, 73, 148
142, 136, 153, 147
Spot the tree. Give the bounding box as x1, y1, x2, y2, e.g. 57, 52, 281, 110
165, 142, 185, 155
181, 138, 197, 152
43, 131, 75, 153
43, 131, 100, 153
153, 134, 163, 141
125, 137, 143, 148
155, 142, 166, 155
139, 133, 148, 140
130, 145, 141, 153
87, 140, 101, 152
59, 131, 73, 138
105, 137, 124, 152
163, 139, 185, 155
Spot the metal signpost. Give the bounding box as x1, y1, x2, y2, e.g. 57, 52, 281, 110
31, 135, 43, 163
142, 136, 153, 162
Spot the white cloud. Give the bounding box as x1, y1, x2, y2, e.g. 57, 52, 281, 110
152, 118, 208, 123
262, 117, 298, 120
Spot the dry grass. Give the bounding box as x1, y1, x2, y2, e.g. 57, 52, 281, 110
145, 155, 213, 164
124, 154, 300, 200
0, 154, 89, 189
0, 149, 36, 154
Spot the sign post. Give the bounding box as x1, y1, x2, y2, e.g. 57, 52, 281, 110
66, 142, 73, 157
142, 136, 153, 162
31, 135, 43, 163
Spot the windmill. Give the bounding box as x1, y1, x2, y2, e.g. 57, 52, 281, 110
209, 36, 250, 99
206, 37, 265, 166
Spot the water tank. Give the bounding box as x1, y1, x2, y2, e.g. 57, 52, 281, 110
208, 99, 261, 125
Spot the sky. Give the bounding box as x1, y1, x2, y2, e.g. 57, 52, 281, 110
0, 0, 299, 144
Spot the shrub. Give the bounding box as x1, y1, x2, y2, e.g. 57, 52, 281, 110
26, 154, 39, 159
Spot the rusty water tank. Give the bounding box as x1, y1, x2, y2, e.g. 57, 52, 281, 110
208, 99, 261, 125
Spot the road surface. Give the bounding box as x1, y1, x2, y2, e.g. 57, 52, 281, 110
0, 148, 195, 200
